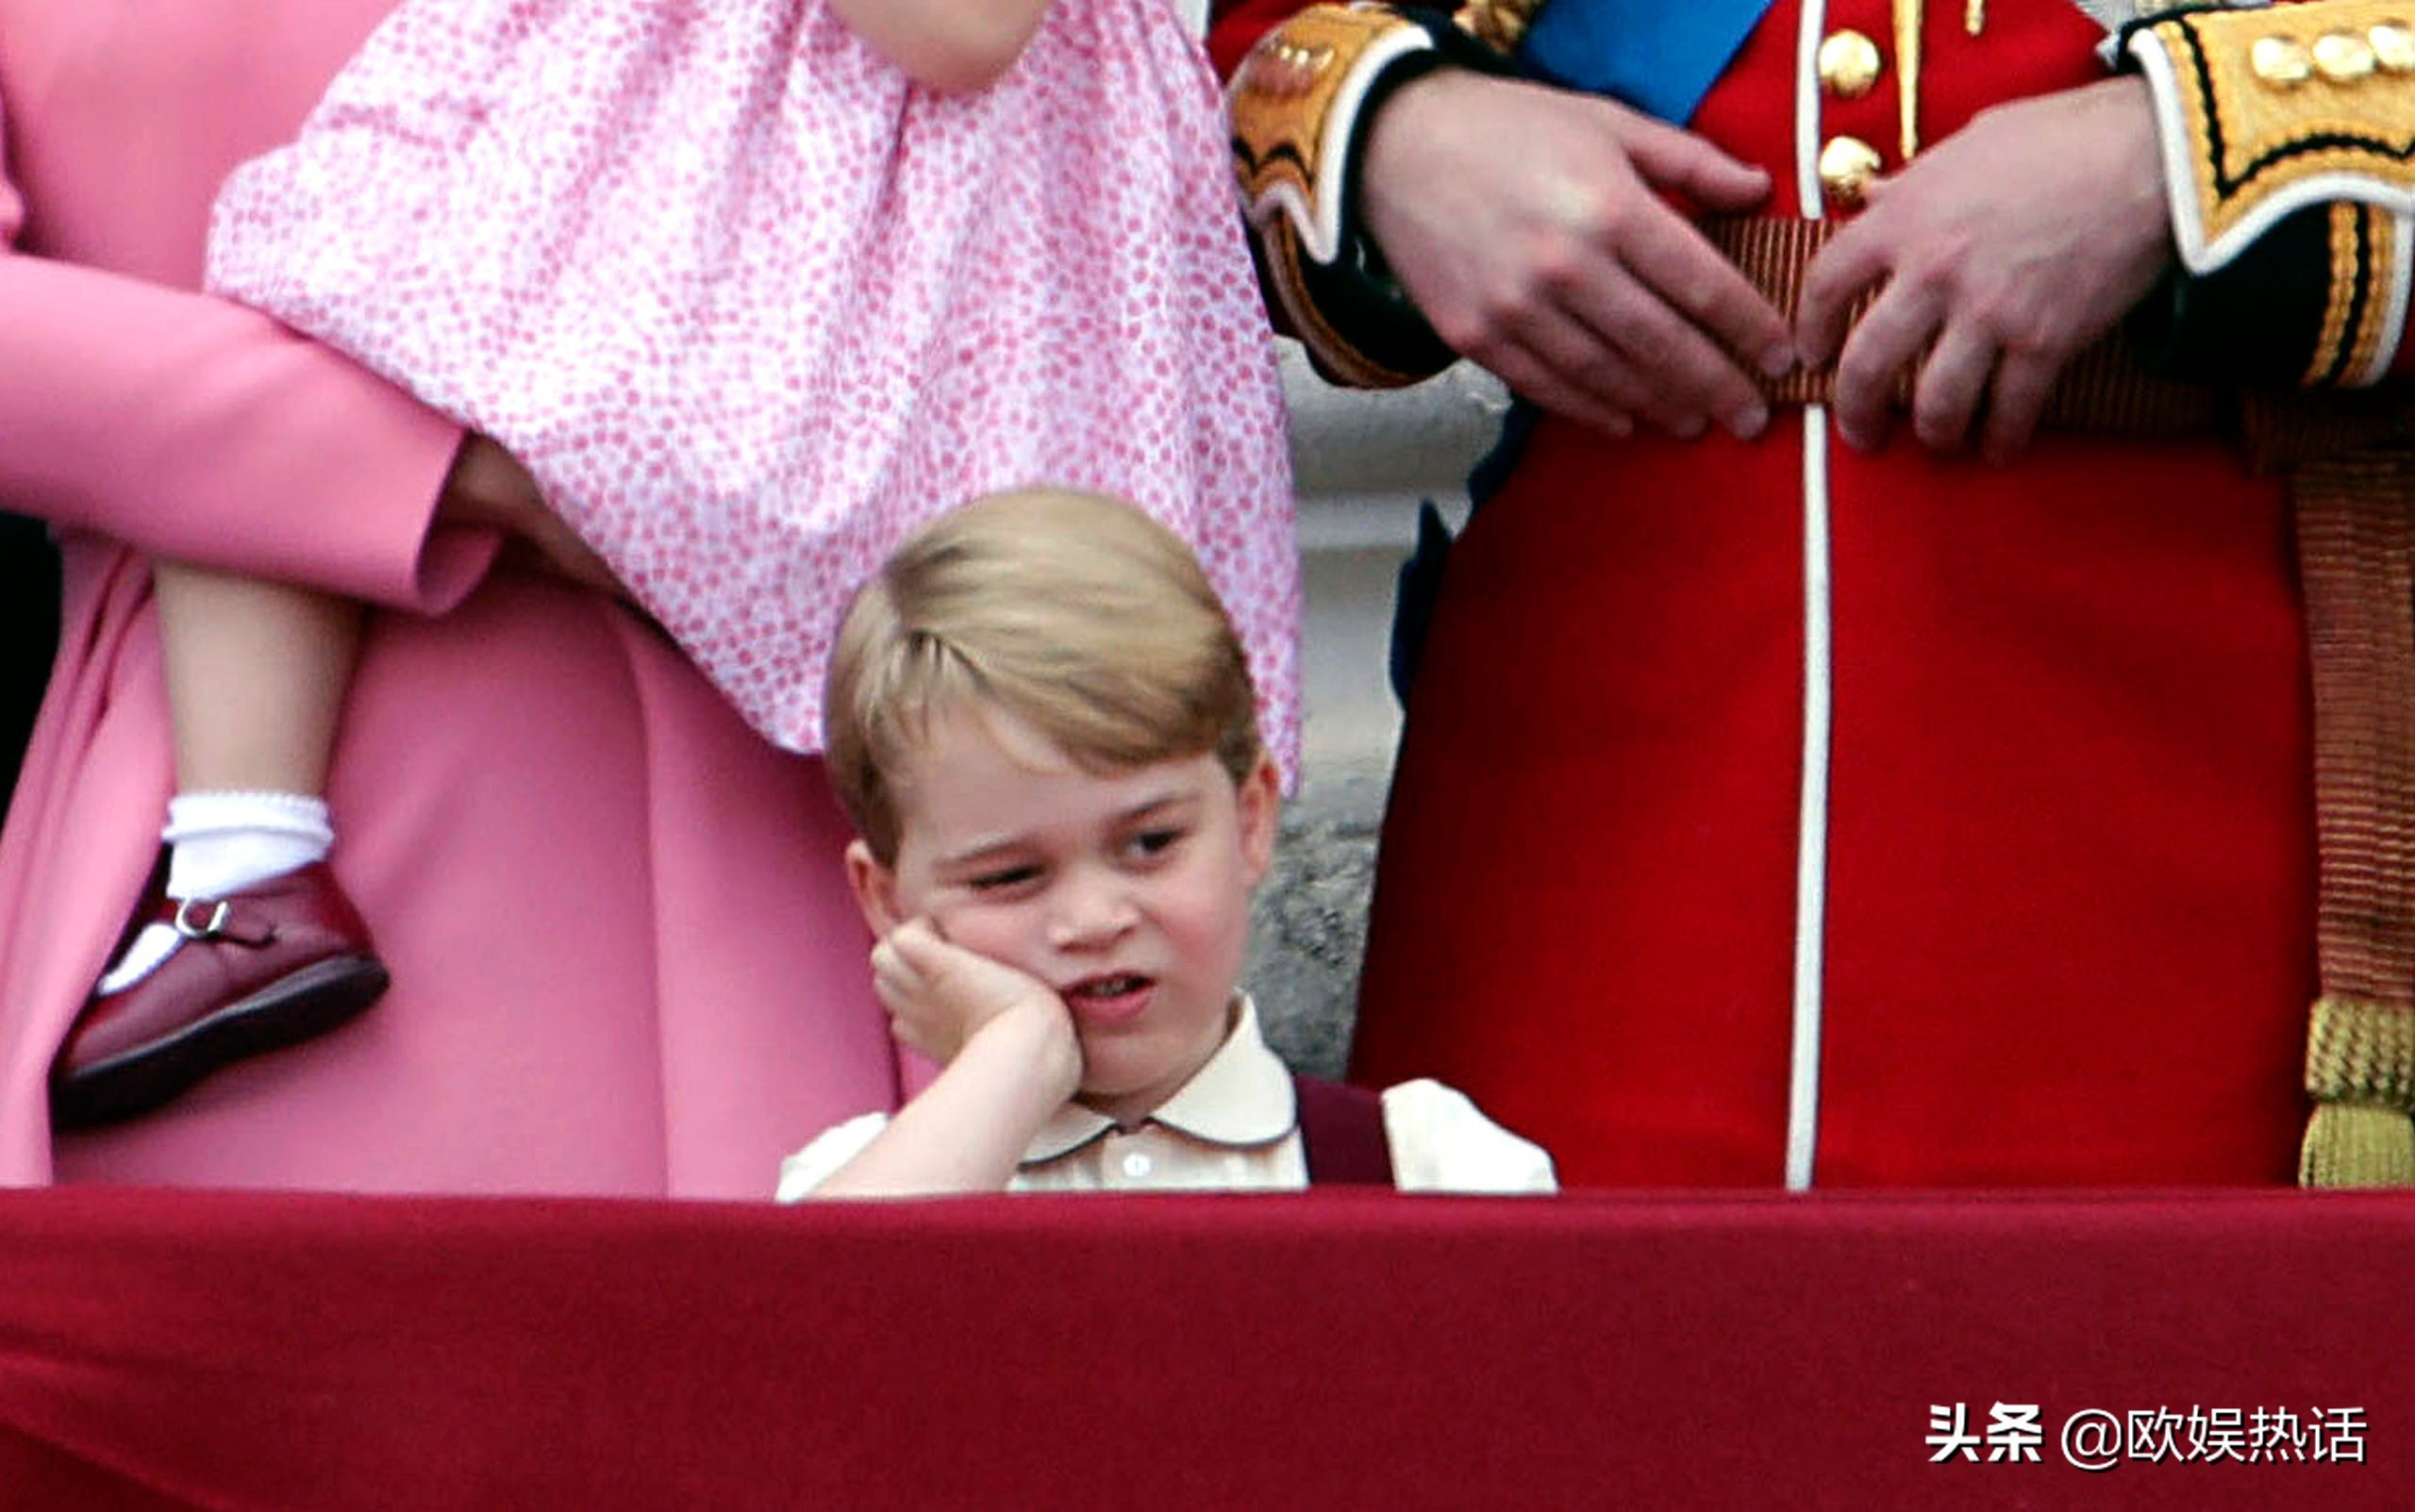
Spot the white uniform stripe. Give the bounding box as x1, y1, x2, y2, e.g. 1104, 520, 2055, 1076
1792, 0, 1825, 220
1788, 413, 1835, 1192
1787, 0, 1835, 1191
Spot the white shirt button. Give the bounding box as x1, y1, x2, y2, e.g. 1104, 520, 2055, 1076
1121, 1151, 1153, 1180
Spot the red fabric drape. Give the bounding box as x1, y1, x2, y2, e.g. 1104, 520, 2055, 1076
0, 1188, 2407, 1508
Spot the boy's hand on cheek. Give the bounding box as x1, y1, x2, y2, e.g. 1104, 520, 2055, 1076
815, 921, 1083, 1196
873, 921, 1079, 1093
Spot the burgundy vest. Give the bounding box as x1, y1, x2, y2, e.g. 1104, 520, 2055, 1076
1291, 1074, 1394, 1187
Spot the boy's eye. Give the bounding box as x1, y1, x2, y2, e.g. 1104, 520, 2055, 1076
966, 864, 1042, 893
1127, 827, 1185, 859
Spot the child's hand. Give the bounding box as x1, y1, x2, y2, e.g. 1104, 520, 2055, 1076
807, 921, 1081, 1197
872, 920, 1074, 1078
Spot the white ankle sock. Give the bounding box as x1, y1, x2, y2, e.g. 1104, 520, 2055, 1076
162, 790, 335, 900
96, 791, 336, 994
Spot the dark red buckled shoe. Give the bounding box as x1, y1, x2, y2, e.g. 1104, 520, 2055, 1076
51, 863, 390, 1128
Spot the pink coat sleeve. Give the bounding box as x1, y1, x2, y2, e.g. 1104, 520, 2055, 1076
0, 91, 497, 613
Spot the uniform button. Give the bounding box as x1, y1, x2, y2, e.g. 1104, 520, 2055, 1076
1121, 1151, 1153, 1180
1818, 135, 1884, 208
2373, 23, 2415, 73
2313, 30, 2378, 81
2250, 35, 2314, 86
1816, 29, 1883, 98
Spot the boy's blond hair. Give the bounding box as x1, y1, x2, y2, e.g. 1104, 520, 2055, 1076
824, 489, 1263, 863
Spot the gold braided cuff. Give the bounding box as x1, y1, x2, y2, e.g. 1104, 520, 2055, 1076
1229, 6, 1456, 387
2128, 4, 2415, 385
1232, 6, 1438, 271
2300, 994, 2415, 1187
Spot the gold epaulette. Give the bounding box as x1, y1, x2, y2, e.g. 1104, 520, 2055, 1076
2127, 3, 2415, 378
1229, 5, 1455, 388
1454, 0, 1546, 54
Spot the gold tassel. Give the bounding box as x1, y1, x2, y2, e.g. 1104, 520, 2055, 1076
2300, 1103, 2415, 1186
2299, 995, 2415, 1187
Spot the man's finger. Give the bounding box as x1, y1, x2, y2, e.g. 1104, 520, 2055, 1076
1911, 324, 1995, 453
1621, 109, 1775, 214
1830, 277, 1941, 450
1564, 266, 1773, 438
1497, 298, 1670, 426
1473, 334, 1640, 438
1796, 212, 1896, 367
1616, 207, 1794, 388
1980, 349, 2060, 464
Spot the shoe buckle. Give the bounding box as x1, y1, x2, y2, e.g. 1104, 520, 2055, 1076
173, 899, 232, 941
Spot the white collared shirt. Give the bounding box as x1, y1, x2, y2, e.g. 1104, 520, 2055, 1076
777, 997, 1557, 1198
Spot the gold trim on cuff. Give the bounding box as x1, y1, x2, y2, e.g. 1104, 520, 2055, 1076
1230, 5, 1449, 387
2309, 201, 2367, 384
2345, 206, 2407, 383
2132, 3, 2415, 273
2308, 200, 2405, 386
1230, 5, 1437, 268
1257, 217, 1437, 389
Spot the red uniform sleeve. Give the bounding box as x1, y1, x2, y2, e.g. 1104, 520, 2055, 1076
1207, 0, 1317, 77
0, 89, 496, 613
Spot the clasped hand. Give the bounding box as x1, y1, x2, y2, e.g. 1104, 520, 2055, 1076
1797, 76, 2173, 461
1361, 71, 2173, 462
1359, 71, 1791, 440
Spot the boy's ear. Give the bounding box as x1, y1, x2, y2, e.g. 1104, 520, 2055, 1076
844, 839, 906, 938
1237, 755, 1280, 887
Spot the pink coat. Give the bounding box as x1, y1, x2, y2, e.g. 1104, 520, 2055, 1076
0, 0, 899, 1196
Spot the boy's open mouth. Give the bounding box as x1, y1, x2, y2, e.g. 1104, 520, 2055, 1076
1063, 973, 1155, 1025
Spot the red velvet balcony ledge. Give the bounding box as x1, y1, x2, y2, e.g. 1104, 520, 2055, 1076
0, 1188, 2408, 1509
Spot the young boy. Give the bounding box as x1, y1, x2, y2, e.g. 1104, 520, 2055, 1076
779, 489, 1555, 1198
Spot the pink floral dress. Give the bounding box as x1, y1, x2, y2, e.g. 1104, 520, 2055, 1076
206, 0, 1298, 766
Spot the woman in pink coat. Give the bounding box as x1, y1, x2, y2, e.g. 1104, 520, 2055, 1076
0, 0, 899, 1195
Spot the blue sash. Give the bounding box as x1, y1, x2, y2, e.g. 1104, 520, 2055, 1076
1518, 0, 1775, 125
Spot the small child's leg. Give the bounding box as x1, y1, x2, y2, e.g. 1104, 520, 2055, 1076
157, 559, 359, 798
147, 561, 357, 906
56, 564, 386, 1126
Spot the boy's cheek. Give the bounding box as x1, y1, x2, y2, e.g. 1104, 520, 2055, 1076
924, 902, 1028, 970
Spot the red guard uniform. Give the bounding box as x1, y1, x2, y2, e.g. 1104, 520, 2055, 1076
1216, 1, 2415, 1186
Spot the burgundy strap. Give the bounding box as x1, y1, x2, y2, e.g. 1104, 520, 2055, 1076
1292, 1074, 1395, 1188
2291, 451, 2415, 1184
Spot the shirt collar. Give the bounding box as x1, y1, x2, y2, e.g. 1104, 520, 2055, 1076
1020, 994, 1297, 1166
